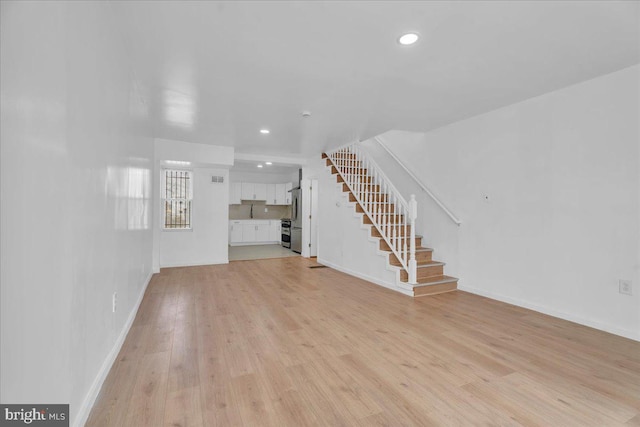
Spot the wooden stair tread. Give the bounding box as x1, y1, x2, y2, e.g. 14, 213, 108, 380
382, 246, 431, 254
412, 276, 458, 296
416, 260, 445, 268
414, 275, 458, 286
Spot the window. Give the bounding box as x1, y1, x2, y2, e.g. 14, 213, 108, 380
163, 169, 192, 229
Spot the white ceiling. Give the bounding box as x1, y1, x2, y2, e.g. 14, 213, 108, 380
232, 160, 299, 175
116, 1, 639, 157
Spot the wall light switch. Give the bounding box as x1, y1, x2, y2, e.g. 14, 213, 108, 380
619, 279, 632, 296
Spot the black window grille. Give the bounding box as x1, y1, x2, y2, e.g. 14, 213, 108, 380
163, 170, 192, 229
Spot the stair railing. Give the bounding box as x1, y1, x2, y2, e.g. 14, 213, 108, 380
374, 136, 461, 226
326, 143, 417, 284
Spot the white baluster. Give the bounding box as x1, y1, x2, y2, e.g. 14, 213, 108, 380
389, 194, 394, 254
408, 194, 417, 284
403, 207, 408, 266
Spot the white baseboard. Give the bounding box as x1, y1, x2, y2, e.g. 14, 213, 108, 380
318, 258, 412, 297
159, 258, 229, 268
458, 284, 640, 342
229, 241, 281, 247
73, 272, 153, 427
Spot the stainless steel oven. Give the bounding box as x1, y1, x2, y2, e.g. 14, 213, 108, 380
281, 219, 291, 248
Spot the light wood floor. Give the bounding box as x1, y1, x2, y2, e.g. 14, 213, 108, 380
228, 244, 299, 261
86, 257, 640, 426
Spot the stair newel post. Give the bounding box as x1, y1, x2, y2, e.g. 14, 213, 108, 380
408, 194, 417, 284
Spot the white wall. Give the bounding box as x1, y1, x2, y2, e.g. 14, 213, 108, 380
381, 65, 640, 340
159, 168, 229, 267
1, 2, 154, 425
313, 160, 400, 290
154, 139, 233, 269
229, 170, 295, 184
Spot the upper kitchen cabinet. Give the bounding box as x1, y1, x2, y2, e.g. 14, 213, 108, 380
275, 183, 287, 205
254, 183, 267, 200
241, 182, 254, 200
266, 184, 277, 205
230, 182, 242, 204
240, 182, 266, 201
232, 181, 293, 204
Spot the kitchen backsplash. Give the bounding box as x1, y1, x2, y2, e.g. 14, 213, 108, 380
229, 201, 291, 220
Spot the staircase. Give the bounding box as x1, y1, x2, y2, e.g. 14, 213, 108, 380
322, 145, 458, 297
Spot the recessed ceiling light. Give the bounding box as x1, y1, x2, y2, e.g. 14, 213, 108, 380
265, 162, 272, 165
257, 164, 263, 168
260, 129, 270, 134
398, 33, 419, 45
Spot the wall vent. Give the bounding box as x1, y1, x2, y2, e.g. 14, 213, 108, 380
211, 176, 224, 183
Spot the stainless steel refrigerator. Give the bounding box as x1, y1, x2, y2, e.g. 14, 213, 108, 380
291, 188, 302, 253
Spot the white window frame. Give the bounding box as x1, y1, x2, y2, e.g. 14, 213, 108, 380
161, 169, 193, 231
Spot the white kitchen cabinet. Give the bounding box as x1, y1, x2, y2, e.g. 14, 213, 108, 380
275, 183, 286, 205
229, 220, 282, 245
254, 183, 267, 200
285, 182, 293, 204
256, 224, 270, 242
269, 220, 281, 241
242, 223, 256, 242
241, 182, 254, 200
266, 184, 277, 205
237, 181, 293, 204
229, 183, 242, 205
229, 221, 243, 243
241, 182, 267, 201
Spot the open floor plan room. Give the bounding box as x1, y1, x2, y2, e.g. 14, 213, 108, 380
87, 258, 640, 426
2, 2, 638, 426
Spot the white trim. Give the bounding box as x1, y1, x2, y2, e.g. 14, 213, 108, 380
159, 258, 229, 268
228, 241, 282, 247
318, 258, 413, 297
73, 272, 154, 427
458, 284, 640, 342
234, 152, 308, 166
374, 136, 462, 226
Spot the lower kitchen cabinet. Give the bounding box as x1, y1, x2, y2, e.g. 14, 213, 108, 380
229, 220, 283, 246
229, 221, 243, 243
269, 221, 281, 242
242, 224, 257, 242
